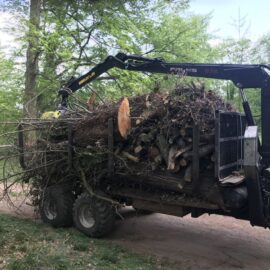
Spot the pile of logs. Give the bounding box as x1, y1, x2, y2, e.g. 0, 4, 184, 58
71, 84, 233, 183
20, 84, 234, 207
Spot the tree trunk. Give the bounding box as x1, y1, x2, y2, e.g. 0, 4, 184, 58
73, 97, 131, 146
24, 0, 41, 119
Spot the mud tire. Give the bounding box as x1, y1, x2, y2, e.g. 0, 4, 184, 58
73, 192, 115, 238
40, 185, 74, 227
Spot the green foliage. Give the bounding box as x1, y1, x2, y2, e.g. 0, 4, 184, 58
0, 52, 22, 122
0, 0, 265, 121
26, 0, 215, 104
3, 0, 214, 107
36, 0, 157, 107
77, 7, 216, 100
253, 33, 270, 63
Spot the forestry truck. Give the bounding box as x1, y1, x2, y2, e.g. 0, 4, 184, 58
22, 53, 270, 237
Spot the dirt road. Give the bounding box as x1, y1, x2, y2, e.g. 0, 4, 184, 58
1, 193, 270, 270
111, 209, 270, 270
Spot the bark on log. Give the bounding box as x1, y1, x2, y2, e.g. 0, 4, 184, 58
183, 144, 214, 159
156, 134, 169, 165
73, 97, 131, 146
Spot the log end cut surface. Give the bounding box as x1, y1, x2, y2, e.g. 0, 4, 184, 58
118, 97, 131, 139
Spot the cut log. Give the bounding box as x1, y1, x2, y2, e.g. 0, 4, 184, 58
167, 145, 178, 171
134, 145, 143, 154
183, 144, 214, 159
149, 146, 160, 160
179, 158, 187, 167
156, 134, 169, 165
118, 97, 131, 139
184, 165, 192, 182
73, 97, 131, 146
171, 163, 181, 173
122, 151, 139, 162
154, 155, 162, 163
180, 128, 186, 137
175, 145, 192, 158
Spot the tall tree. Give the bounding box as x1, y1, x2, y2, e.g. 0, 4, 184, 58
218, 9, 253, 110
24, 0, 41, 119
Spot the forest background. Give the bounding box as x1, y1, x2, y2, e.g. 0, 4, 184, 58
0, 0, 269, 135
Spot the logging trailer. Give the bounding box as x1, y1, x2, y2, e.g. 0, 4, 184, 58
21, 53, 270, 237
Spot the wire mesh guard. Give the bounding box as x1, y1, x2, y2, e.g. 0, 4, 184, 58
215, 111, 246, 182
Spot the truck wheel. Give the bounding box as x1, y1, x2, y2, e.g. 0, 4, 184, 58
73, 193, 115, 238
40, 185, 74, 227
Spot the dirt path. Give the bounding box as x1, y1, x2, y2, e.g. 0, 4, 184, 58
1, 191, 270, 270
0, 183, 35, 218
111, 209, 270, 270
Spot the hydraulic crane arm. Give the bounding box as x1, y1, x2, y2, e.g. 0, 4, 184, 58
60, 52, 270, 95
58, 52, 270, 161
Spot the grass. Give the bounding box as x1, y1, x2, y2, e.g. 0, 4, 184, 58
0, 214, 156, 270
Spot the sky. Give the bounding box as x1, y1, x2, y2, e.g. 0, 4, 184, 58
0, 12, 16, 51
1, 0, 270, 50
189, 0, 270, 40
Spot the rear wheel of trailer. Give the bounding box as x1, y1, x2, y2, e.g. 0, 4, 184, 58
73, 192, 115, 238
39, 185, 74, 227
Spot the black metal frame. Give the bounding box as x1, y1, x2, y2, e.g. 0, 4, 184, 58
68, 123, 73, 170
18, 123, 26, 169
215, 111, 246, 180
107, 118, 114, 176
192, 125, 200, 192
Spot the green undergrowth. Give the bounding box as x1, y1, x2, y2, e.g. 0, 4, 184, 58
0, 214, 156, 270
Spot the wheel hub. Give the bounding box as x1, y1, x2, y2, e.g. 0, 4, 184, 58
78, 204, 95, 228
44, 199, 57, 220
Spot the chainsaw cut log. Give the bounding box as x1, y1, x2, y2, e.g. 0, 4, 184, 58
183, 144, 214, 159
118, 97, 131, 139
73, 97, 131, 146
